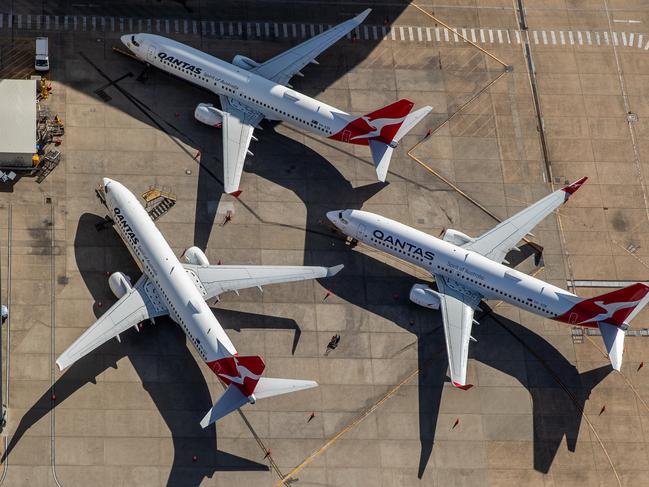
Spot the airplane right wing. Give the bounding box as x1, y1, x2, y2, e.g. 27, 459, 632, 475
250, 9, 371, 86
56, 275, 168, 370
183, 263, 343, 301
219, 96, 264, 196
434, 274, 483, 389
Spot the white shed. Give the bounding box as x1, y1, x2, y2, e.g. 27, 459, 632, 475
0, 79, 37, 168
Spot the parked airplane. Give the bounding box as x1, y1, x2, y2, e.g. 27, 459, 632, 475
328, 177, 649, 388
120, 9, 432, 196
57, 178, 343, 426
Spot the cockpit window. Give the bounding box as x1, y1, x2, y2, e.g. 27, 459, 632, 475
131, 35, 140, 47
338, 212, 343, 219
339, 211, 349, 225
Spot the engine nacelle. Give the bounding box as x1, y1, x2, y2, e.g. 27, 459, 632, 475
109, 272, 132, 299
443, 229, 475, 247
409, 284, 442, 310
183, 246, 209, 266
194, 103, 224, 128
232, 54, 260, 70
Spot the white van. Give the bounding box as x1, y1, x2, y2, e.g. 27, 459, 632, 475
35, 37, 49, 72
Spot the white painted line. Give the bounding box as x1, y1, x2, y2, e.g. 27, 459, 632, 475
382, 26, 388, 40
291, 23, 296, 37
256, 22, 260, 37
417, 27, 423, 42
435, 27, 440, 42
604, 31, 609, 45
110, 17, 113, 32
92, 16, 96, 31
408, 26, 413, 41
488, 29, 494, 43
300, 24, 305, 38
515, 30, 521, 44
265, 23, 269, 37
399, 26, 405, 41
595, 31, 600, 45
0, 13, 3, 29
533, 30, 539, 44
471, 28, 476, 43
274, 22, 278, 37
454, 29, 459, 43
586, 31, 592, 44
462, 27, 467, 41
190, 19, 195, 34
175, 19, 180, 34
629, 32, 635, 46
560, 31, 565, 45
283, 23, 288, 38
391, 27, 396, 41
497, 29, 503, 43
480, 29, 485, 43
613, 31, 618, 45
27, 14, 30, 29
645, 39, 649, 50
56, 16, 60, 30
444, 28, 449, 42
568, 31, 574, 45
73, 15, 77, 30
374, 25, 379, 40
47, 16, 51, 30
577, 31, 583, 45
311, 24, 315, 37
426, 27, 432, 42
208, 20, 213, 35
551, 30, 557, 44
638, 34, 643, 48
362, 25, 367, 40
622, 32, 627, 46
542, 30, 547, 44
506, 30, 511, 43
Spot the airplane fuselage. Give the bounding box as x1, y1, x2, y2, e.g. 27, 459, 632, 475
103, 179, 237, 365
330, 210, 589, 324
123, 34, 355, 140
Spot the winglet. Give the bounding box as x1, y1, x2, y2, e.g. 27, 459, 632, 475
229, 190, 242, 198
452, 382, 474, 391
326, 264, 344, 277
562, 176, 588, 195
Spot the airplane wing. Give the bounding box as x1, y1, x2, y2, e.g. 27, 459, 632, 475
464, 177, 588, 264
219, 96, 264, 195
56, 275, 168, 370
183, 263, 344, 301
250, 9, 371, 86
435, 274, 483, 389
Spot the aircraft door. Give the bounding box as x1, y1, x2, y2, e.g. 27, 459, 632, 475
146, 44, 157, 62
356, 224, 366, 240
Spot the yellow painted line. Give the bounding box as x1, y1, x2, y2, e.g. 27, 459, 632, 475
275, 367, 420, 486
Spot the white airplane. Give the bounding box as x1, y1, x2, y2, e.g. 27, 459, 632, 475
328, 177, 649, 388
57, 178, 343, 427
120, 9, 432, 196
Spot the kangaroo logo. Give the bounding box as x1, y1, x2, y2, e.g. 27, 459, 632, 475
350, 116, 406, 141
217, 357, 262, 385
578, 299, 641, 324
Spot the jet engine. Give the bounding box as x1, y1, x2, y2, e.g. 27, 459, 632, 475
108, 272, 132, 299
409, 284, 441, 310
194, 103, 224, 128
183, 246, 209, 266
442, 229, 475, 247
232, 54, 260, 70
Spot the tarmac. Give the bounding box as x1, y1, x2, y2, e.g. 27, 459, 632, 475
1, 1, 649, 486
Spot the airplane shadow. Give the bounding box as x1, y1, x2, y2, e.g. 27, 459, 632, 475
293, 239, 612, 477
1, 213, 321, 486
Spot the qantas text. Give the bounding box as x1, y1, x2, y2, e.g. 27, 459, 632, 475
372, 230, 435, 260
157, 52, 202, 74
113, 207, 139, 245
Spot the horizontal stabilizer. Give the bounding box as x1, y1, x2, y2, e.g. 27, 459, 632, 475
392, 106, 433, 143
200, 384, 250, 428
253, 377, 318, 400
369, 139, 393, 182
598, 321, 625, 371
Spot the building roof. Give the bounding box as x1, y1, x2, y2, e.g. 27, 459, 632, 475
0, 79, 37, 154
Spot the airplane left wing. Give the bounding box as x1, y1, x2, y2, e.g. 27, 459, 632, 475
435, 275, 482, 389
250, 9, 371, 86
219, 96, 264, 195
183, 263, 344, 301
56, 275, 168, 370
464, 177, 587, 264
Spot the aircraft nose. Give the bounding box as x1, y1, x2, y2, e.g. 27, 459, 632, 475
102, 177, 113, 189
326, 211, 340, 226
120, 35, 130, 47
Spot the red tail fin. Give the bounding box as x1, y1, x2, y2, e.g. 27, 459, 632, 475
207, 355, 266, 396
556, 283, 649, 327
329, 99, 414, 146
